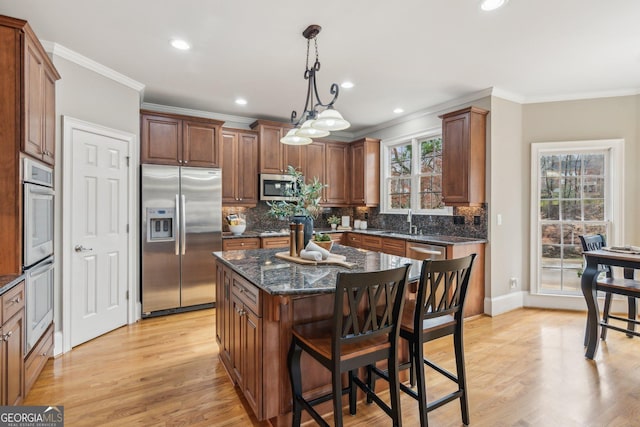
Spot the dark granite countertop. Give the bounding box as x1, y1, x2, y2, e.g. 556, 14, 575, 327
223, 228, 486, 245
212, 244, 423, 296
0, 274, 25, 296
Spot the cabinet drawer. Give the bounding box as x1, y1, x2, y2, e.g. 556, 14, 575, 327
25, 323, 53, 395
232, 274, 261, 316
261, 236, 289, 249
344, 233, 362, 247
361, 235, 382, 251
223, 238, 261, 251
381, 238, 406, 256
2, 281, 25, 323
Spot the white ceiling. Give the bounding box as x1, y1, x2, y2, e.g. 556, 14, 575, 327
1, 0, 639, 134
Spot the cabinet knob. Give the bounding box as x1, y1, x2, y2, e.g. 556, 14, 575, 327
184, 160, 188, 164
3, 331, 12, 341
240, 243, 245, 246
9, 296, 21, 304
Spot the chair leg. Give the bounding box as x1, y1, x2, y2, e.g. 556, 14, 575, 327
454, 330, 470, 426
366, 363, 375, 404
388, 352, 403, 427
601, 292, 612, 340
413, 339, 429, 427
625, 297, 637, 338
332, 366, 344, 427
409, 340, 416, 387
287, 339, 303, 427
349, 370, 357, 415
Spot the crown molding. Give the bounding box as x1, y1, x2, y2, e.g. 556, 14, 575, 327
40, 40, 145, 92
140, 102, 255, 126
520, 87, 640, 104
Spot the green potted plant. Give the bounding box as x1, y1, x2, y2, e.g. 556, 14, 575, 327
267, 165, 325, 247
313, 232, 334, 251
327, 215, 341, 230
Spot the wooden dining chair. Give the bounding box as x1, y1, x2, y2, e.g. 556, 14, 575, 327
287, 264, 411, 427
579, 234, 639, 340
368, 254, 476, 427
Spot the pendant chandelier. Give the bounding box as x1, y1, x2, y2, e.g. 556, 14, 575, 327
280, 25, 350, 145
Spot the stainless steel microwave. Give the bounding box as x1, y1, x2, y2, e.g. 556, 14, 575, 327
260, 174, 296, 201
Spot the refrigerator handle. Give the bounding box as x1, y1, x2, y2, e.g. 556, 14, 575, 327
181, 194, 186, 255
175, 194, 180, 256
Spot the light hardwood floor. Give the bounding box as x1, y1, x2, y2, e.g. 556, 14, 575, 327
25, 308, 640, 426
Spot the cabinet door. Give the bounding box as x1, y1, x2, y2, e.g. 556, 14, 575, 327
221, 132, 239, 204
324, 142, 349, 205
259, 125, 284, 174
222, 266, 233, 370
231, 293, 244, 387
350, 142, 365, 204
4, 310, 24, 406
243, 307, 263, 418
215, 262, 224, 345
24, 36, 44, 160
303, 142, 326, 200
441, 112, 470, 205
183, 120, 220, 167
283, 144, 302, 172
237, 133, 258, 204
42, 68, 56, 165
141, 114, 182, 165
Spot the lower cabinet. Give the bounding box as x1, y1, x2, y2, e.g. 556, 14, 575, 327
261, 236, 289, 249
24, 324, 53, 396
216, 261, 263, 420
1, 281, 25, 406
222, 238, 261, 251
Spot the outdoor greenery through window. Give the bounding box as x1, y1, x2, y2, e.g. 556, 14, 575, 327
384, 132, 449, 214
538, 152, 608, 294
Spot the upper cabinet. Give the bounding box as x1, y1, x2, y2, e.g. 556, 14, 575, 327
349, 137, 380, 207
141, 110, 224, 167
5, 17, 61, 165
440, 106, 488, 207
222, 129, 258, 206
250, 120, 302, 174
0, 16, 60, 274
323, 142, 350, 206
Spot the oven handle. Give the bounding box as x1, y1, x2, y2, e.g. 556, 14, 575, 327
27, 257, 54, 275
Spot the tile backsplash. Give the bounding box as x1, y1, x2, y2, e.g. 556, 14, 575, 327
223, 203, 487, 239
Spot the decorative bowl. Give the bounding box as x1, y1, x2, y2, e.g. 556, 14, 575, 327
313, 239, 333, 252
229, 224, 246, 235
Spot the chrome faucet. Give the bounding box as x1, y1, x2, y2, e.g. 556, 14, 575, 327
407, 209, 413, 234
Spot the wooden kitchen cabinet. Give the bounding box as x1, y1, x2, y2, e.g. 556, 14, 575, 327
349, 137, 380, 206
360, 234, 383, 251
323, 142, 350, 206
1, 281, 25, 406
343, 233, 362, 248
302, 141, 325, 188
23, 24, 60, 165
381, 237, 406, 256
24, 324, 52, 396
0, 16, 60, 275
141, 110, 224, 167
251, 120, 302, 174
231, 273, 263, 419
439, 106, 488, 206
222, 129, 258, 206
216, 262, 233, 373
223, 238, 261, 251
261, 236, 289, 249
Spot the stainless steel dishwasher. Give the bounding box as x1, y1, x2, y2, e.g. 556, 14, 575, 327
405, 242, 447, 260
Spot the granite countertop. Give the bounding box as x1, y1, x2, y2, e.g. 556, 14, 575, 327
213, 245, 422, 296
223, 228, 486, 245
0, 273, 25, 296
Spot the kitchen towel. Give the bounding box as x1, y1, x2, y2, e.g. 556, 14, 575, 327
300, 250, 323, 262
305, 241, 330, 259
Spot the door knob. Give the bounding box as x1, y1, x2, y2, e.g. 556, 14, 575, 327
74, 245, 93, 252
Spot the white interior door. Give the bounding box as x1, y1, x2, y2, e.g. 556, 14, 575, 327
63, 117, 133, 348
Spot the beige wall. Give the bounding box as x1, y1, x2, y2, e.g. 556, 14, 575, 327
52, 54, 141, 337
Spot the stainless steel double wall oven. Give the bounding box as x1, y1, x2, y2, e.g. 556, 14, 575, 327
23, 158, 55, 354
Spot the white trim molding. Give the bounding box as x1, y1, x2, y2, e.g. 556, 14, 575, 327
484, 291, 524, 316
41, 40, 145, 92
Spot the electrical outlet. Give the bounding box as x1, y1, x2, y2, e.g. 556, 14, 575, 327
510, 277, 518, 289
474, 216, 481, 225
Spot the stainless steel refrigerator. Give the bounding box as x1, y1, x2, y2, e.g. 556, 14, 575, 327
141, 164, 222, 316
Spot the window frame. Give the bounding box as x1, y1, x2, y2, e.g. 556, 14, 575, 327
380, 129, 453, 216
529, 139, 625, 296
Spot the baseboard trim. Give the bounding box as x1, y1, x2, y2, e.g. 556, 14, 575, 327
484, 291, 524, 316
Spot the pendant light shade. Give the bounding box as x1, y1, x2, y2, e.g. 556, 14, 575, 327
295, 120, 330, 138
311, 108, 350, 131
280, 128, 313, 145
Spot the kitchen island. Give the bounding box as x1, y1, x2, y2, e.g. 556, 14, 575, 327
212, 245, 422, 425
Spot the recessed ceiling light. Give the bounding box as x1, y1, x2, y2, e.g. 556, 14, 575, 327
170, 39, 191, 50
481, 0, 508, 11
235, 98, 247, 105
393, 108, 404, 114
341, 81, 354, 89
